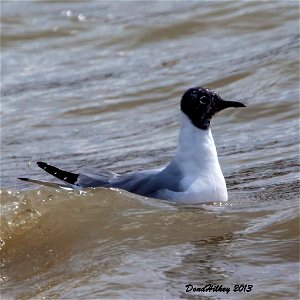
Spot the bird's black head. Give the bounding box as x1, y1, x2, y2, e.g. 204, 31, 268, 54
180, 87, 245, 130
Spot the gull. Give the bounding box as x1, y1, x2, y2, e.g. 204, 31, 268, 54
19, 87, 245, 204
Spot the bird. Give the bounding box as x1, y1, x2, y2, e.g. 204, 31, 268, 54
19, 87, 245, 204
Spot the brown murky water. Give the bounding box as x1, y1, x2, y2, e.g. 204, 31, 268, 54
1, 1, 299, 299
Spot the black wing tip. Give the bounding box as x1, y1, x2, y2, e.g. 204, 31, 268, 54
36, 161, 79, 185
37, 161, 47, 169
18, 177, 29, 181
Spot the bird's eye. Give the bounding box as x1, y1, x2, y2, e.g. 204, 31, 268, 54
199, 96, 207, 104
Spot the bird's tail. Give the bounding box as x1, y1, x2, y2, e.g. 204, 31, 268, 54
18, 177, 72, 189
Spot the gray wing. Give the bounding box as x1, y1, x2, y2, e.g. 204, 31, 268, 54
77, 168, 163, 194
79, 162, 184, 197
134, 161, 184, 196
21, 161, 185, 198
19, 162, 162, 193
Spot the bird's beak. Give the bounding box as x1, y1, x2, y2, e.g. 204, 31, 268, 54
225, 100, 246, 108
218, 99, 246, 111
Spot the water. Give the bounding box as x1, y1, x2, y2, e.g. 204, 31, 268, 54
1, 1, 299, 299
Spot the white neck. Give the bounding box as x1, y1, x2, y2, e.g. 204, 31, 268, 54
172, 113, 221, 175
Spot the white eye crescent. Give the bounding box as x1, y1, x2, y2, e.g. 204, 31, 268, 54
199, 96, 206, 104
